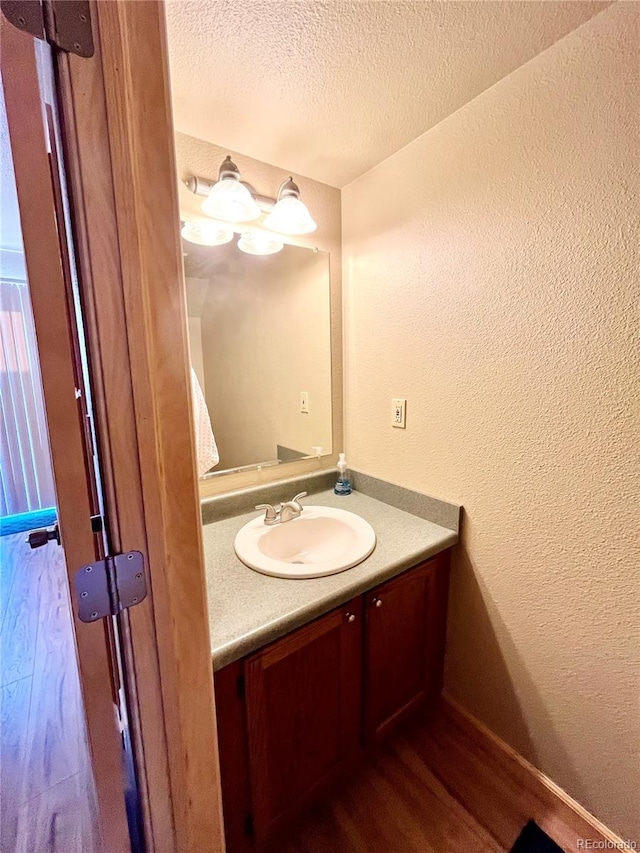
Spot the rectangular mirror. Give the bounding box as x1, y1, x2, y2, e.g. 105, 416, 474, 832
184, 239, 332, 477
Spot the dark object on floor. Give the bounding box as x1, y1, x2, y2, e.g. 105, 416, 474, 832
510, 820, 564, 853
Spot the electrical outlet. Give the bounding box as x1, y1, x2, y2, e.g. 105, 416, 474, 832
392, 398, 406, 429
300, 391, 309, 414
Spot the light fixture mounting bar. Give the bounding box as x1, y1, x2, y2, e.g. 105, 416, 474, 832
185, 175, 275, 212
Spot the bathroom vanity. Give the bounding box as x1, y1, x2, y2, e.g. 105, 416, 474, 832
201, 472, 460, 851
215, 552, 450, 851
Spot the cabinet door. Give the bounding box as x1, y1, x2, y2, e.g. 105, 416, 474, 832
215, 660, 254, 853
245, 601, 363, 842
364, 554, 450, 742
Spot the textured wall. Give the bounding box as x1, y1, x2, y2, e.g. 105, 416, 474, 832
342, 2, 639, 839
175, 132, 343, 494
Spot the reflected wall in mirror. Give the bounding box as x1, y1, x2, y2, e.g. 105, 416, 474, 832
185, 240, 332, 475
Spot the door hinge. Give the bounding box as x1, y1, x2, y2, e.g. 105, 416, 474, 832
1, 0, 94, 57
75, 551, 147, 623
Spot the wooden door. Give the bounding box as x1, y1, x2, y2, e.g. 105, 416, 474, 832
53, 2, 226, 848
364, 554, 450, 743
2, 3, 226, 851
1, 19, 131, 852
245, 601, 363, 843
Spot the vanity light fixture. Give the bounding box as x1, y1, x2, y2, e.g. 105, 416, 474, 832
237, 231, 284, 256
201, 155, 261, 223
264, 177, 317, 236
180, 220, 234, 246
185, 163, 318, 237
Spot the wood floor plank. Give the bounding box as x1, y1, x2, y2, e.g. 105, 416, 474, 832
281, 700, 612, 853
0, 533, 21, 628
0, 676, 33, 851
1, 534, 97, 850
13, 771, 99, 853
342, 764, 438, 852
408, 710, 530, 850
21, 600, 86, 802
282, 725, 506, 853
392, 732, 504, 852
38, 541, 68, 609
365, 757, 458, 851
368, 742, 500, 852
0, 536, 43, 687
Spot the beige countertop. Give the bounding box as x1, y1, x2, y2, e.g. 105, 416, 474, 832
202, 487, 458, 670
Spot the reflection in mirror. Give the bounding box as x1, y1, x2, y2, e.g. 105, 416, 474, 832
184, 239, 332, 476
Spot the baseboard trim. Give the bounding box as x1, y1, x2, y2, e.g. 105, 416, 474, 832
440, 692, 629, 849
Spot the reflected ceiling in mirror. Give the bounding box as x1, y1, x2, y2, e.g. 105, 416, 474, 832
184, 239, 332, 477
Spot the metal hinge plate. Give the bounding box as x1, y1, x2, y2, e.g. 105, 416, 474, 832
1, 0, 44, 39
1, 0, 94, 57
75, 551, 147, 622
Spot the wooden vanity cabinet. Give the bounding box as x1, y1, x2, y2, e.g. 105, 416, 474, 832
214, 550, 450, 852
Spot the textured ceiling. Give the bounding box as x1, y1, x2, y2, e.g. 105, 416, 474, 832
165, 1, 610, 188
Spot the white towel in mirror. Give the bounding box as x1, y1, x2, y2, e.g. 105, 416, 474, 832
190, 367, 219, 476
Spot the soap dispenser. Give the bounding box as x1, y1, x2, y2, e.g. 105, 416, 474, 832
334, 453, 352, 496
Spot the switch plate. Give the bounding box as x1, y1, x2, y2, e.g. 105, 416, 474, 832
300, 391, 309, 414
392, 398, 406, 429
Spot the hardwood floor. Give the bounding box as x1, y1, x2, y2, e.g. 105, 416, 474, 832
279, 703, 610, 853
279, 718, 504, 853
0, 532, 99, 852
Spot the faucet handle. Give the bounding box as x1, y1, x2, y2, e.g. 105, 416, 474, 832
255, 503, 278, 522
290, 491, 307, 508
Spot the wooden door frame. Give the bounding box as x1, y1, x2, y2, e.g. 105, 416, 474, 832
50, 1, 225, 850
0, 20, 131, 851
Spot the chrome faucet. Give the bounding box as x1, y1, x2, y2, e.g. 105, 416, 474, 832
255, 491, 307, 525
280, 491, 308, 523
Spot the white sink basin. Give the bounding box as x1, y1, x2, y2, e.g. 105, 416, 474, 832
234, 506, 376, 579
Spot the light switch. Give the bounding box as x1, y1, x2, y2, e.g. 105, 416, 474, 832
300, 391, 309, 414
392, 398, 406, 429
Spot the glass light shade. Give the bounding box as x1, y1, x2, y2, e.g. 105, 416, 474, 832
181, 221, 234, 246
201, 178, 261, 222
237, 231, 284, 256
264, 195, 317, 235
